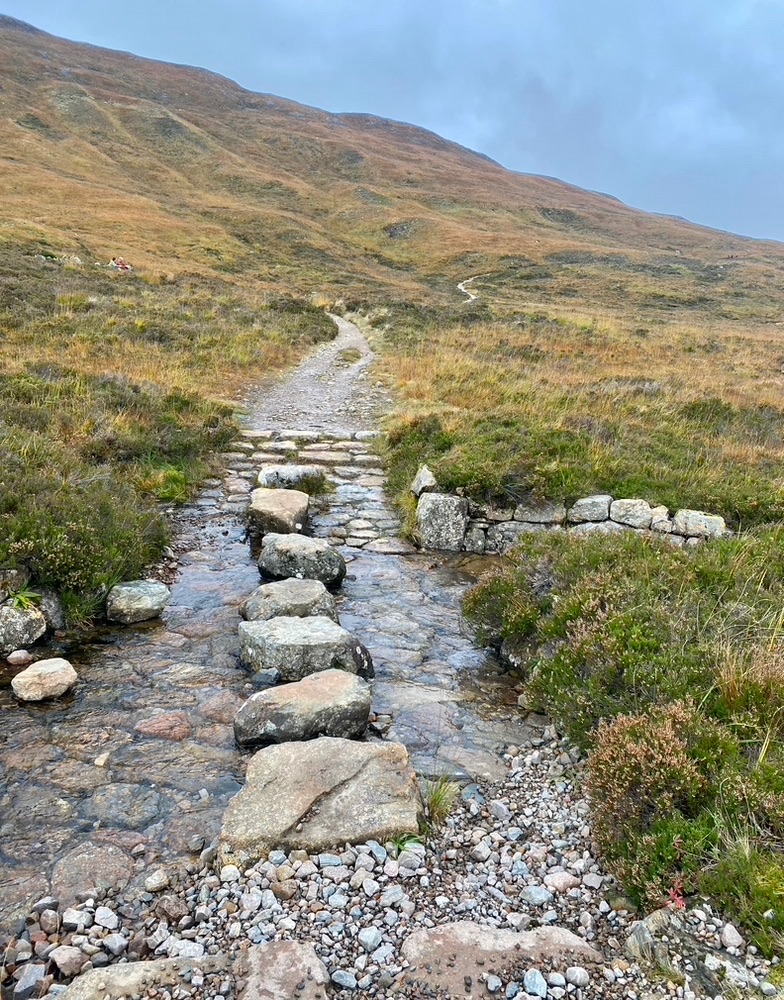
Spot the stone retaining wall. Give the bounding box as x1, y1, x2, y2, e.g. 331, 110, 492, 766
411, 467, 730, 555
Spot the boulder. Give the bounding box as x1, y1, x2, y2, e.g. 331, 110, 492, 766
0, 604, 47, 655
415, 493, 469, 551
234, 669, 371, 746
11, 657, 78, 701
513, 503, 567, 524
238, 616, 373, 682
401, 922, 602, 996
38, 587, 66, 631
247, 488, 309, 537
567, 495, 613, 523
650, 505, 673, 533
257, 464, 324, 490
258, 533, 346, 588
410, 464, 439, 497
106, 580, 171, 624
570, 520, 630, 537
219, 737, 423, 866
610, 499, 653, 529
672, 508, 729, 539
239, 578, 338, 623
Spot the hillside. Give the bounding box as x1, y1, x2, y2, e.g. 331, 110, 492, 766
3, 14, 784, 320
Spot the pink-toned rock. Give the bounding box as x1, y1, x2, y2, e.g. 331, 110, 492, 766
6, 649, 34, 666
198, 690, 245, 723
50, 944, 88, 976
11, 658, 77, 701
544, 871, 582, 892
51, 842, 133, 905
402, 922, 601, 996
134, 710, 192, 741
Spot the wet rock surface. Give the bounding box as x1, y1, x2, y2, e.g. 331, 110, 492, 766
233, 669, 371, 746
219, 737, 423, 866
0, 316, 521, 937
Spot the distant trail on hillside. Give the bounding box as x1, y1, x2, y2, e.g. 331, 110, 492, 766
457, 274, 483, 301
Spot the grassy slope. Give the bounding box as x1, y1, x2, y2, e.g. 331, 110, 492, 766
3, 16, 784, 317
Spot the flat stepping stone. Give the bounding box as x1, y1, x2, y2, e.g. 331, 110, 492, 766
259, 533, 346, 587
106, 580, 171, 624
296, 451, 348, 464
234, 669, 371, 746
248, 488, 309, 536
401, 922, 602, 996
219, 737, 422, 866
256, 464, 324, 490
240, 578, 339, 623
238, 615, 373, 681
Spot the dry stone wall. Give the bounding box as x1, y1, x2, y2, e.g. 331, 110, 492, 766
411, 466, 730, 555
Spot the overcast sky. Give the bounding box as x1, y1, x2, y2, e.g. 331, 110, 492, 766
5, 1, 783, 242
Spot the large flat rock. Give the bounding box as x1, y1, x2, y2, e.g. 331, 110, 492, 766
401, 922, 602, 996
219, 737, 423, 866
238, 616, 372, 682
239, 578, 338, 623
259, 533, 346, 587
248, 488, 309, 536
234, 669, 371, 746
60, 942, 327, 1000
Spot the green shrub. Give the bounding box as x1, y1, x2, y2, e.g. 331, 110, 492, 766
464, 527, 784, 948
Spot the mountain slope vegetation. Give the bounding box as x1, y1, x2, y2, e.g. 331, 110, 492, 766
2, 16, 784, 947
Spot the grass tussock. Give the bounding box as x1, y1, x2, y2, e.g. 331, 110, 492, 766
378, 309, 784, 527
0, 242, 337, 621
465, 529, 784, 952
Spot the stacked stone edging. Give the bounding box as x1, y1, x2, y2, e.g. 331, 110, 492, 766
412, 467, 730, 555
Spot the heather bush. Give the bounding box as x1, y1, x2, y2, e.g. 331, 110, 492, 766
464, 527, 784, 949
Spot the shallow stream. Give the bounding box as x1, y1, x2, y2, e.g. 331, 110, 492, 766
0, 317, 527, 933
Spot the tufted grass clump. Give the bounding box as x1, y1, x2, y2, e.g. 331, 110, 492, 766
464, 528, 784, 951
421, 775, 461, 834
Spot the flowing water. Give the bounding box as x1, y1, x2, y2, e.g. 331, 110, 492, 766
0, 317, 529, 934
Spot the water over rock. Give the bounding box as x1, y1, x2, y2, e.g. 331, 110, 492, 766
219, 737, 422, 866
105, 580, 171, 624
238, 616, 373, 682
258, 533, 346, 587
239, 577, 338, 623
233, 668, 371, 746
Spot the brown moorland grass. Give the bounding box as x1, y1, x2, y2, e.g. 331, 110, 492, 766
375, 300, 784, 526
4, 16, 784, 317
